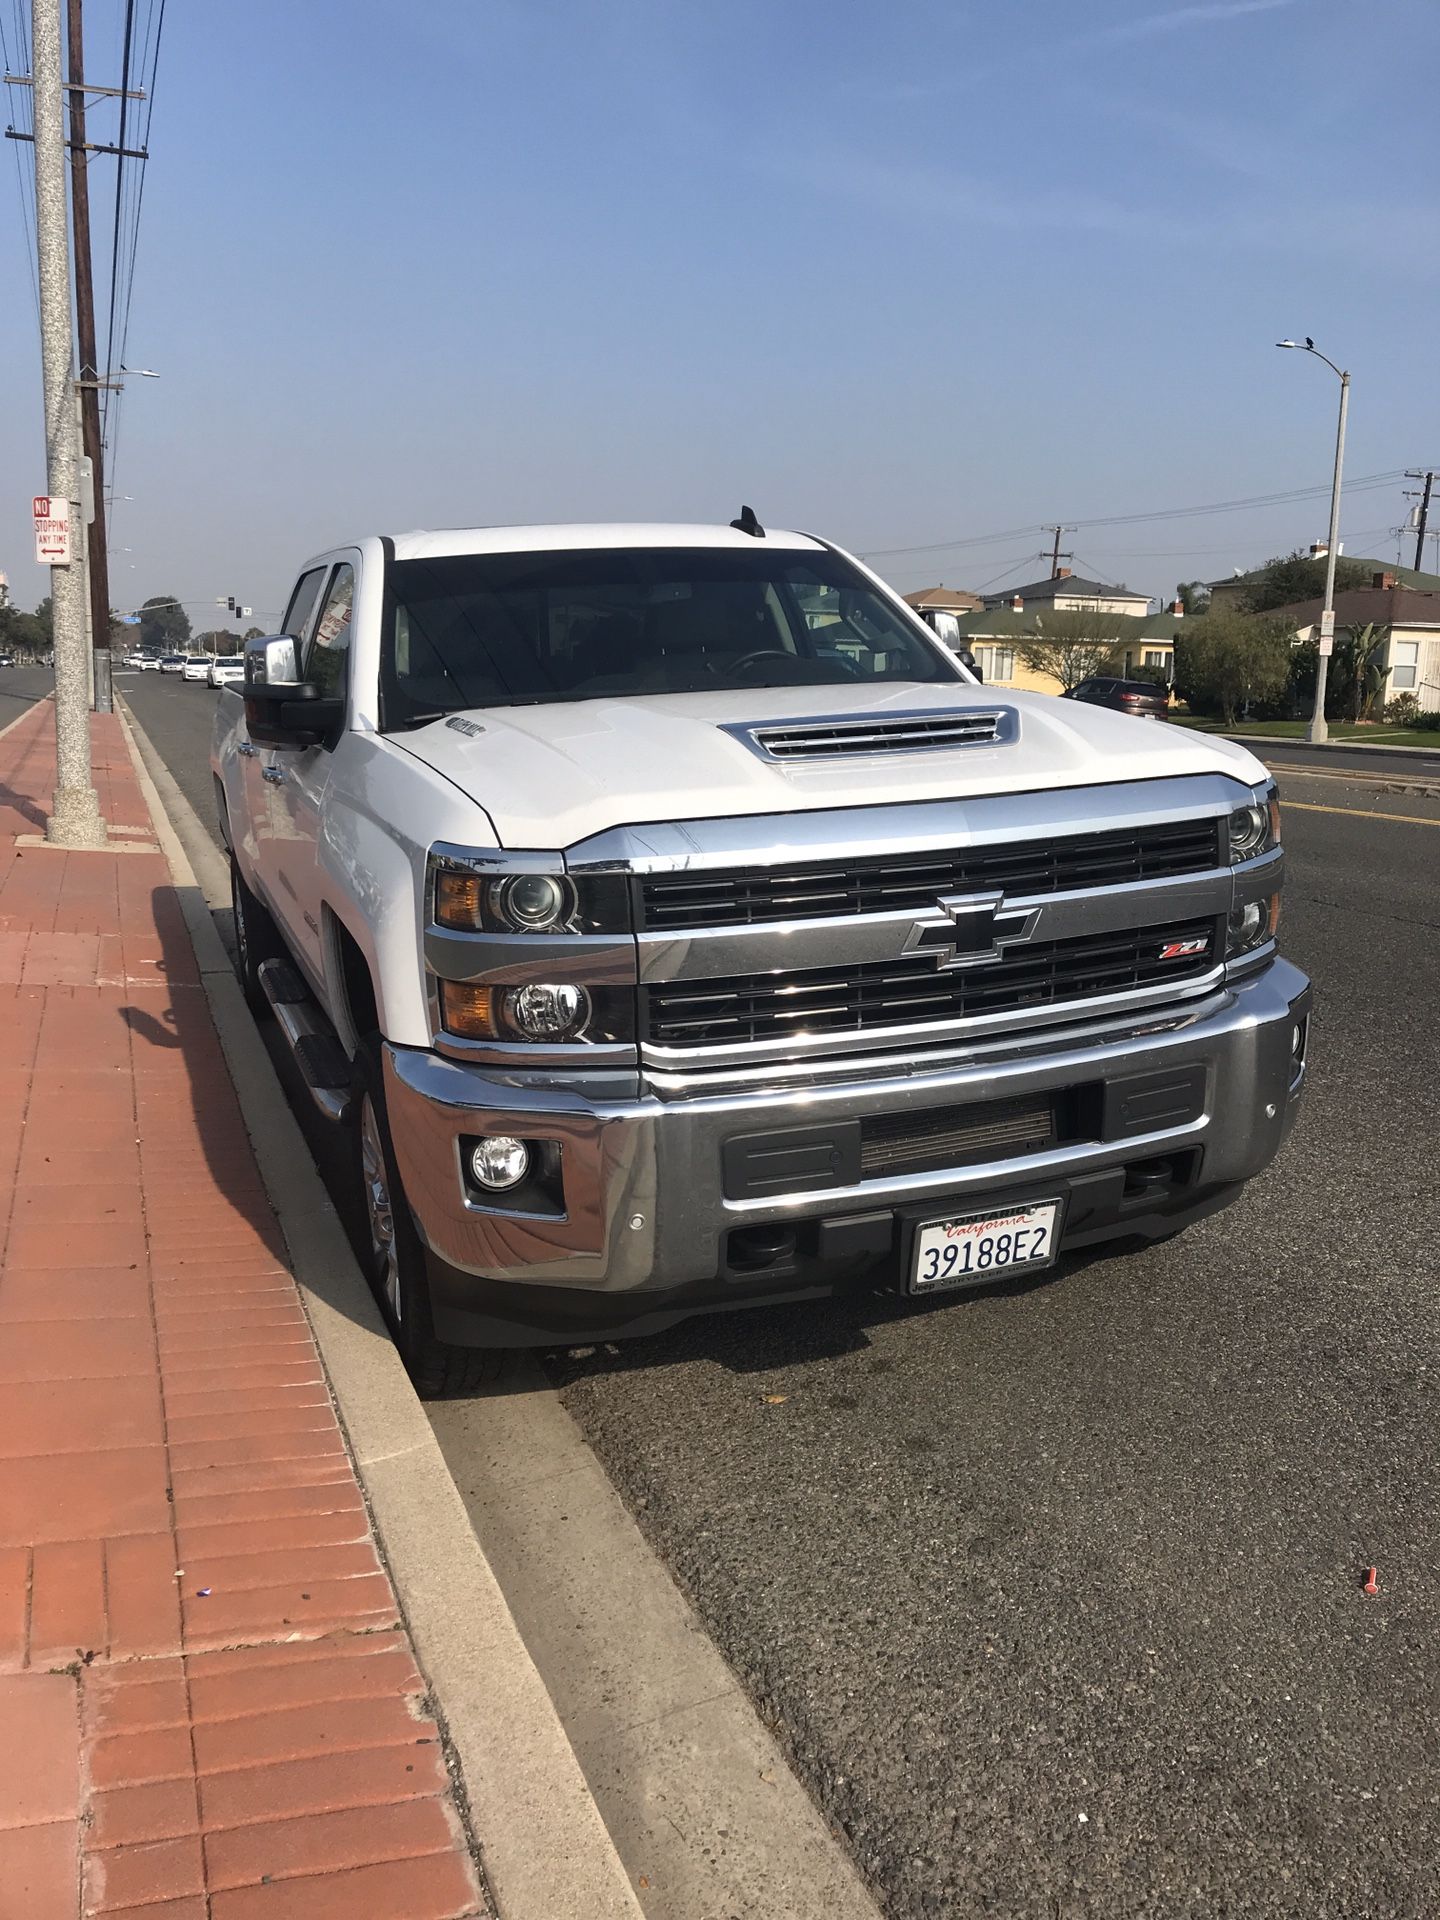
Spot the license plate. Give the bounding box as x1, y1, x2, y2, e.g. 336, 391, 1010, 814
909, 1198, 1061, 1295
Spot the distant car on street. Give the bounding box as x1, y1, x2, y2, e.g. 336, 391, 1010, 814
1062, 676, 1170, 720
0, 653, 14, 668
159, 654, 187, 674
182, 656, 214, 682
138, 653, 162, 671
125, 650, 148, 667
208, 657, 244, 688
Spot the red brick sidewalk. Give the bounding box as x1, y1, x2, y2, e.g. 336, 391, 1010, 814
0, 702, 484, 1918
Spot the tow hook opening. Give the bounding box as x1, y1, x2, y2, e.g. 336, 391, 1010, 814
726, 1223, 799, 1273
1122, 1150, 1201, 1202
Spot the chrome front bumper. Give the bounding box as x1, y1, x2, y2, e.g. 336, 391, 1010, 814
383, 958, 1311, 1339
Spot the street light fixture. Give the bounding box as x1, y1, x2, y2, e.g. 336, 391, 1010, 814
1276, 337, 1350, 746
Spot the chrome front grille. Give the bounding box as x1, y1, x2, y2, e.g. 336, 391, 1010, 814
643, 917, 1221, 1050
639, 818, 1223, 930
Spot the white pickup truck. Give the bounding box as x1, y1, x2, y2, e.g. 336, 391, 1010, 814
213, 519, 1310, 1394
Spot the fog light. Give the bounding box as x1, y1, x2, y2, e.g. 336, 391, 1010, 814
469, 1136, 531, 1190
503, 982, 591, 1040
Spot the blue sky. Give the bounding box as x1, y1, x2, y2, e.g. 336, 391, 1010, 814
3, 0, 1437, 628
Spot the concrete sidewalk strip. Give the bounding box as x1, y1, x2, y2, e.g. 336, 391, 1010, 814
0, 700, 640, 1918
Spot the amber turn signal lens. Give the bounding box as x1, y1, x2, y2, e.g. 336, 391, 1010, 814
1266, 892, 1282, 938
434, 871, 483, 931
439, 980, 498, 1038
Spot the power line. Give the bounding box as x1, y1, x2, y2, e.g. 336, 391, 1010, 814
102, 0, 165, 516
974, 553, 1043, 592
860, 469, 1411, 560
3, 3, 42, 324
100, 0, 136, 444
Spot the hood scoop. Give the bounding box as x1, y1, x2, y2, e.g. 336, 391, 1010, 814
727, 706, 1019, 763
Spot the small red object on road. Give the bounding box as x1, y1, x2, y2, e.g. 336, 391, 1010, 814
1362, 1567, 1379, 1596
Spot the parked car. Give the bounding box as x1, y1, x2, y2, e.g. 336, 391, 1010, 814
182, 656, 215, 683
208, 657, 245, 689
159, 654, 187, 674
214, 520, 1308, 1396
1062, 676, 1170, 719
0, 653, 14, 668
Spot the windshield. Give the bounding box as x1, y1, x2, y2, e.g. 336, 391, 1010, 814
380, 546, 960, 726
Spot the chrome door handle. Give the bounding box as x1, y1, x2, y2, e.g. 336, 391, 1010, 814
237, 742, 257, 757
262, 766, 287, 785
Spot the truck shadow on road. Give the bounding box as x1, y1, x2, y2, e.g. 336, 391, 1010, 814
542, 1250, 1120, 1387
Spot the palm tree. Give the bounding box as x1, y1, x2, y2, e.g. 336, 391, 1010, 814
1345, 622, 1390, 723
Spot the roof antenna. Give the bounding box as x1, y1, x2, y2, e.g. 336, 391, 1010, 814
730, 504, 765, 538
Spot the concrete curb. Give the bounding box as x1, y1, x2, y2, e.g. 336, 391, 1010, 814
1220, 730, 1440, 760
117, 700, 644, 1920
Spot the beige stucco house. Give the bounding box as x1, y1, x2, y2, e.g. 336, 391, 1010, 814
1264, 585, 1440, 711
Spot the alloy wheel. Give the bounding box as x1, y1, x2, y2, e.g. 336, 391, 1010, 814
360, 1095, 402, 1322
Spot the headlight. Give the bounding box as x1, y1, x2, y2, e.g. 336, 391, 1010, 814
1227, 892, 1281, 957
1228, 782, 1281, 863
429, 853, 627, 934
487, 873, 576, 932
504, 982, 591, 1040
439, 978, 630, 1044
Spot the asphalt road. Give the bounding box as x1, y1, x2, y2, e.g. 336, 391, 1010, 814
1248, 737, 1440, 782
123, 673, 1440, 1918
0, 662, 54, 730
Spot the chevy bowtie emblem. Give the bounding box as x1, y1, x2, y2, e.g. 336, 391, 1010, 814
903, 891, 1042, 970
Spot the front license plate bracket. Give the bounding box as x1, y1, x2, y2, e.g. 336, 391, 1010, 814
902, 1193, 1066, 1296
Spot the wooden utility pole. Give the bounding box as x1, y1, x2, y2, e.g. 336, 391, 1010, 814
1412, 471, 1434, 574
65, 0, 111, 658
1044, 525, 1074, 578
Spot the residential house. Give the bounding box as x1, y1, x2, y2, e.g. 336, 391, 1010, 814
903, 587, 984, 650
1262, 581, 1440, 711
981, 569, 1151, 618
946, 595, 1180, 695
903, 587, 984, 617
1204, 550, 1440, 615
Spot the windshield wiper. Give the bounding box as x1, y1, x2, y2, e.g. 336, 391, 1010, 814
390, 710, 449, 730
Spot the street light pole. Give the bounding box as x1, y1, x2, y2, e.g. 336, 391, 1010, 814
32, 0, 105, 846
1276, 338, 1349, 748
1312, 369, 1350, 746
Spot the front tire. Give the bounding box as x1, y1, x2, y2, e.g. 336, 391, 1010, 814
352, 1037, 504, 1398
230, 856, 285, 1015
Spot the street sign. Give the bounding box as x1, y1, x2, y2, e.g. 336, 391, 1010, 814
32, 494, 72, 566
1318, 607, 1335, 657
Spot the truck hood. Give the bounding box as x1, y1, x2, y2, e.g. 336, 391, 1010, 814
390, 682, 1268, 849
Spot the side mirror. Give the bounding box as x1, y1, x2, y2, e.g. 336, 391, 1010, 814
242, 634, 343, 748
244, 635, 299, 692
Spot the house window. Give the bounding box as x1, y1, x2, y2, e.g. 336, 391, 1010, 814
1142, 649, 1168, 668
1390, 640, 1419, 690
980, 646, 1014, 681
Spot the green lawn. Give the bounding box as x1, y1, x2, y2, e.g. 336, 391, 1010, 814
1172, 715, 1440, 750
